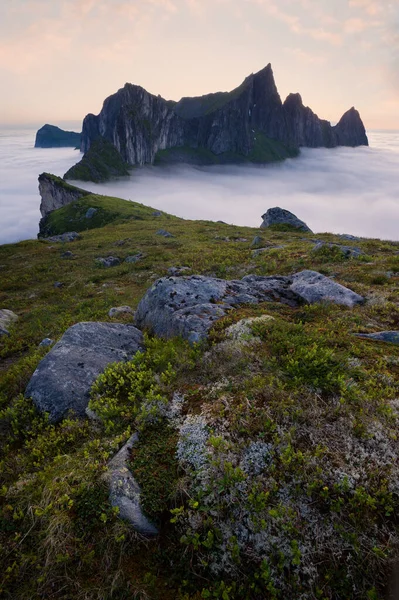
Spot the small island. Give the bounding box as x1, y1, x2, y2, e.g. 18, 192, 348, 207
35, 124, 81, 148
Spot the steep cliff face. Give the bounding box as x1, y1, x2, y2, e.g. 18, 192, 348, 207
39, 173, 92, 218
38, 173, 93, 236
80, 64, 368, 168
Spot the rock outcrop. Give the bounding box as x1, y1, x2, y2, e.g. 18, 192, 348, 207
79, 64, 368, 173
355, 331, 399, 345
38, 174, 93, 236
104, 433, 158, 536
64, 137, 130, 182
35, 124, 81, 148
135, 271, 364, 342
25, 322, 144, 423
38, 173, 92, 219
260, 207, 312, 232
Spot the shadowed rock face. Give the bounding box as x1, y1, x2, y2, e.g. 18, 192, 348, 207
80, 64, 368, 168
333, 107, 369, 147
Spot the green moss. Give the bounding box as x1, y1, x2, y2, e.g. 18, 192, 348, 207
130, 424, 179, 519
247, 131, 299, 163
64, 137, 131, 183
154, 135, 298, 167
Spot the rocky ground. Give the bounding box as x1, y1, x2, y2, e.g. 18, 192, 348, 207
1, 195, 399, 599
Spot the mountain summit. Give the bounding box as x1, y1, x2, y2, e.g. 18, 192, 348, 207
78, 64, 368, 170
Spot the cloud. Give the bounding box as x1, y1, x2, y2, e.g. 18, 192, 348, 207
284, 46, 326, 65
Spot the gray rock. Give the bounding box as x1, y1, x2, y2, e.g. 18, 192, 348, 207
167, 266, 191, 276
0, 309, 18, 336
312, 241, 362, 258
104, 433, 158, 536
125, 253, 144, 264
152, 211, 162, 217
46, 232, 81, 243
217, 220, 228, 224
108, 306, 134, 318
251, 236, 263, 248
25, 322, 144, 423
96, 256, 121, 268
61, 251, 74, 259
156, 229, 174, 238
85, 207, 98, 219
355, 331, 399, 345
260, 207, 312, 233
39, 338, 54, 347
135, 275, 299, 342
290, 270, 365, 307
135, 271, 364, 341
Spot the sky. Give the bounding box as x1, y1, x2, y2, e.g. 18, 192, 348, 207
0, 0, 398, 129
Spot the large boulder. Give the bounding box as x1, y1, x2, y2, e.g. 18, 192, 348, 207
260, 207, 312, 232
290, 270, 365, 308
135, 272, 364, 342
135, 275, 299, 343
25, 322, 144, 423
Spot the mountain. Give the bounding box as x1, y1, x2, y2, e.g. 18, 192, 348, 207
35, 124, 81, 148
78, 64, 368, 172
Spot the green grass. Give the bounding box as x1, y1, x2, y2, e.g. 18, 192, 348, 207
64, 137, 131, 183
1, 192, 399, 599
154, 134, 298, 167
41, 194, 172, 235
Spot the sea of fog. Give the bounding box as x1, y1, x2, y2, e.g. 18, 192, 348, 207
0, 126, 398, 245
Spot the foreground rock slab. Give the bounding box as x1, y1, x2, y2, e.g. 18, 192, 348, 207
260, 207, 312, 232
25, 322, 144, 422
104, 433, 158, 536
135, 271, 364, 342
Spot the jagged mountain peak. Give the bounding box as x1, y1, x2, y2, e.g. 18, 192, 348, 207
79, 64, 368, 172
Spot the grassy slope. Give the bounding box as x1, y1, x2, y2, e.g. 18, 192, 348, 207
64, 138, 131, 183
1, 194, 399, 599
154, 134, 298, 166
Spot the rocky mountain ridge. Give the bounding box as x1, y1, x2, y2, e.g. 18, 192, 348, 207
80, 64, 368, 169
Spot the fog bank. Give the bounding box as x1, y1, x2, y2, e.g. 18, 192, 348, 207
1, 129, 399, 245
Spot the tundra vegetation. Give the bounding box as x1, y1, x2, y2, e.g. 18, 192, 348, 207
1, 193, 399, 599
